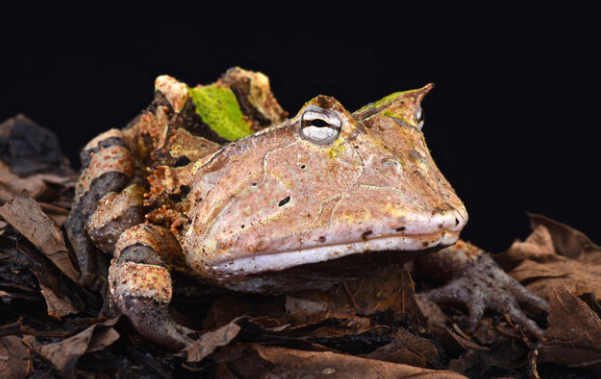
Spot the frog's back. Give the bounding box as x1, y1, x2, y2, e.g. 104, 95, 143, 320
66, 68, 288, 286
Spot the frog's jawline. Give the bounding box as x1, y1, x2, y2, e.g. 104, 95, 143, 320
211, 229, 459, 276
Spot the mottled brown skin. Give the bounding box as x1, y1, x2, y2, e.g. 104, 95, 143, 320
67, 68, 547, 349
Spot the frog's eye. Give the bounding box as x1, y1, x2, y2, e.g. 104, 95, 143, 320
416, 107, 424, 130
300, 108, 342, 144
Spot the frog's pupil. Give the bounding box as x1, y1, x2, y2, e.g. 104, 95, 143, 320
310, 119, 329, 127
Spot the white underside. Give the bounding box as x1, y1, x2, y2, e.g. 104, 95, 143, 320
211, 231, 459, 275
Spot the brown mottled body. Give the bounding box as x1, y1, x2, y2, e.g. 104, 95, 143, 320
67, 68, 546, 349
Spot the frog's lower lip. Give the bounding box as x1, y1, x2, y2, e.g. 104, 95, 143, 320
210, 229, 460, 276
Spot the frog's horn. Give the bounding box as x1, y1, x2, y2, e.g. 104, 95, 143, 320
353, 83, 434, 129
298, 95, 354, 118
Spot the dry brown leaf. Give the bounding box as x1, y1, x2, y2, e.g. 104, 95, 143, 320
23, 318, 120, 376
286, 267, 427, 330
496, 214, 601, 300
0, 191, 79, 282
499, 224, 557, 263
285, 289, 355, 325
0, 169, 75, 205
0, 336, 31, 379
39, 202, 71, 227
529, 213, 601, 262
539, 284, 601, 370
511, 258, 601, 300
301, 317, 375, 339
37, 279, 80, 318
365, 328, 439, 367
179, 317, 243, 362
224, 344, 469, 379
203, 293, 285, 330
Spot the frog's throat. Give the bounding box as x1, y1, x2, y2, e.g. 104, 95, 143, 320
209, 229, 460, 276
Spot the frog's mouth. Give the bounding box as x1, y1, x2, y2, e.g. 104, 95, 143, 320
210, 228, 461, 276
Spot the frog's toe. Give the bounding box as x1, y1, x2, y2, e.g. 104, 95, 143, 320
500, 301, 544, 340
421, 277, 485, 331
122, 296, 193, 350
507, 276, 549, 314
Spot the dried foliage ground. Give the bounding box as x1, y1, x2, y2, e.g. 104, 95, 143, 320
1, 115, 600, 379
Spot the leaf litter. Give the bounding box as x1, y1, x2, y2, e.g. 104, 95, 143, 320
0, 116, 600, 378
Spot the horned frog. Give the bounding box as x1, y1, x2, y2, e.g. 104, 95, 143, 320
66, 68, 545, 350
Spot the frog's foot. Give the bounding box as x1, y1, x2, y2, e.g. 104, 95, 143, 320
109, 224, 193, 350
418, 240, 548, 339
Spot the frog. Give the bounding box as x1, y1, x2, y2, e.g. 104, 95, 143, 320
66, 68, 547, 350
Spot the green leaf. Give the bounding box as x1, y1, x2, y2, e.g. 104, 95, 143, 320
188, 85, 253, 141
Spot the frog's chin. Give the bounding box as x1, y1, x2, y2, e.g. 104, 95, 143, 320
209, 229, 460, 276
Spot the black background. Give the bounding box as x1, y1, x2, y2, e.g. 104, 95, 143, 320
1, 5, 599, 252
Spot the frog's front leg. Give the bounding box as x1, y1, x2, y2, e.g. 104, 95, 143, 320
109, 224, 193, 350
417, 240, 548, 339
66, 129, 136, 286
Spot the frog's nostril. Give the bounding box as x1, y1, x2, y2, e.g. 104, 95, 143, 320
382, 158, 399, 167
174, 155, 191, 167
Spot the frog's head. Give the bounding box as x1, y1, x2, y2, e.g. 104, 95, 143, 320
182, 84, 467, 280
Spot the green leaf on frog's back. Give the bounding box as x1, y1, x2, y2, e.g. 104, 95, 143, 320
188, 84, 253, 141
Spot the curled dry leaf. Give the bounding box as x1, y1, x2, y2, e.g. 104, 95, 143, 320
221, 344, 469, 379
23, 318, 120, 376
0, 191, 79, 283
496, 223, 557, 264
529, 213, 601, 264
498, 214, 601, 300
37, 279, 80, 319
0, 336, 31, 379
178, 317, 243, 362
538, 284, 601, 370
